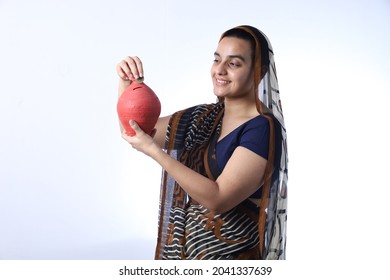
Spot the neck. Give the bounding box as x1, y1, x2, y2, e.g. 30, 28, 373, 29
223, 95, 259, 119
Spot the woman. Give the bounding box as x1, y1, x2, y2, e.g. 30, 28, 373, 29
116, 25, 288, 260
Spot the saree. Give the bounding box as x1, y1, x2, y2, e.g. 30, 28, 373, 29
154, 26, 288, 260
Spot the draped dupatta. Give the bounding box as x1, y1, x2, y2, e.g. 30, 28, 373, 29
154, 26, 288, 260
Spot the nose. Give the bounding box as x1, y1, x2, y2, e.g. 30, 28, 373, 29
213, 61, 227, 75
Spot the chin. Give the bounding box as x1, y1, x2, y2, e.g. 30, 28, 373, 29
213, 89, 226, 98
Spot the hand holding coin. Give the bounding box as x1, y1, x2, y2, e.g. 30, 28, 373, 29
116, 56, 144, 83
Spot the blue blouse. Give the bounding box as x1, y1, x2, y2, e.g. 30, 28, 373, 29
216, 115, 270, 171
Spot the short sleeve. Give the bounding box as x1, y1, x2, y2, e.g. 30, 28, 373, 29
240, 116, 270, 159
216, 115, 270, 171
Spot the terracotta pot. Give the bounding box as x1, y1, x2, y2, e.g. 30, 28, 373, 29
117, 81, 161, 136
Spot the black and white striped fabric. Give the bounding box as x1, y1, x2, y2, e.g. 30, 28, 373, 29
163, 204, 259, 260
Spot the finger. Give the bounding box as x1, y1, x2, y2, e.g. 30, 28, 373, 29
121, 129, 131, 140
129, 120, 141, 134
117, 60, 133, 80
123, 56, 143, 80
150, 128, 157, 138
132, 56, 144, 78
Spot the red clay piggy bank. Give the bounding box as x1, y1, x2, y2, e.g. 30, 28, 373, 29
117, 81, 161, 136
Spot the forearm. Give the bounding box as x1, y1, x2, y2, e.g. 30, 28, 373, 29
123, 122, 265, 215
149, 144, 222, 212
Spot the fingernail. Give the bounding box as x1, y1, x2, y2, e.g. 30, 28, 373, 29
135, 76, 144, 83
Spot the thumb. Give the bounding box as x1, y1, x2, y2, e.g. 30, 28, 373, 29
129, 120, 141, 134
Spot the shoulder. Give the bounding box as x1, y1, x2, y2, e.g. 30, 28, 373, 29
241, 115, 270, 135
176, 103, 221, 115
167, 103, 223, 148
239, 115, 270, 159
170, 102, 224, 130
170, 103, 220, 121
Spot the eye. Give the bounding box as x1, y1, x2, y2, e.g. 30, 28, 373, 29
229, 61, 240, 68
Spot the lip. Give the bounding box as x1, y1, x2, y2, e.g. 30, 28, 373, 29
215, 78, 231, 86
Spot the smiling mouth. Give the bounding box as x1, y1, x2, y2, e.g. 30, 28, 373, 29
216, 79, 230, 85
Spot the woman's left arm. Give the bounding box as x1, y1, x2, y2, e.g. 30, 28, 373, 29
123, 120, 267, 215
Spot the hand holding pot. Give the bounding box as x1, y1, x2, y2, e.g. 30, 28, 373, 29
121, 120, 159, 157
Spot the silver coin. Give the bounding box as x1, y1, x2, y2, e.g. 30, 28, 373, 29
135, 77, 144, 83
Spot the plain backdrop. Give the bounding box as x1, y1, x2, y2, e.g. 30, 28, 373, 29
1, 0, 389, 277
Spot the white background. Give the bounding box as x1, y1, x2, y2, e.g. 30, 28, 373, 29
1, 0, 389, 277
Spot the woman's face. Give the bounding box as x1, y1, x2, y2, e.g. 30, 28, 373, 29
211, 37, 255, 100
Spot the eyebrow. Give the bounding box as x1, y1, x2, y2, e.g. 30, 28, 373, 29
214, 52, 246, 62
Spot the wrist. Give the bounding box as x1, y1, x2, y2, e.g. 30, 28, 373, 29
148, 142, 163, 159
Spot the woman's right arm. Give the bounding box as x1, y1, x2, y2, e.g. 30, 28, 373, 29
116, 56, 170, 148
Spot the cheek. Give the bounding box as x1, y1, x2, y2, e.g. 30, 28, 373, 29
238, 73, 255, 91
242, 70, 254, 85
210, 64, 216, 77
